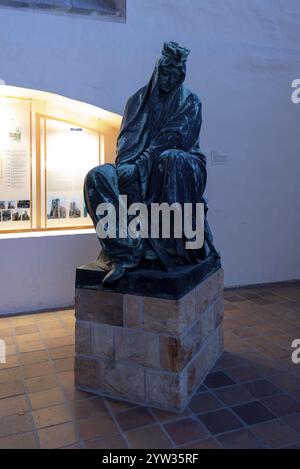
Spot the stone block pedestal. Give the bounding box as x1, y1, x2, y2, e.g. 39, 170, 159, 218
74, 268, 224, 413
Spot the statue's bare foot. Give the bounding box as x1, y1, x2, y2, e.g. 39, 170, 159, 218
102, 263, 125, 285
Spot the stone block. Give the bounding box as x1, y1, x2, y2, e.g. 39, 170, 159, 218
200, 304, 215, 341
123, 294, 143, 329
187, 325, 223, 395
115, 328, 159, 368
143, 289, 195, 335
102, 361, 145, 402
195, 269, 223, 316
75, 288, 123, 326
146, 368, 187, 412
75, 355, 101, 390
75, 321, 90, 354
159, 318, 203, 372
214, 297, 224, 328
91, 323, 114, 359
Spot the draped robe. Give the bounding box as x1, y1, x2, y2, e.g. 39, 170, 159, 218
84, 59, 209, 271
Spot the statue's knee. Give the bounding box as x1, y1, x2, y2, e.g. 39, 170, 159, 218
85, 164, 114, 188
84, 166, 98, 189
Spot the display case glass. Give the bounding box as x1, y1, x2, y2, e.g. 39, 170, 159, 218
44, 117, 100, 229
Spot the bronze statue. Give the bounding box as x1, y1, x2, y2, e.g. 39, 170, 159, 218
84, 41, 219, 284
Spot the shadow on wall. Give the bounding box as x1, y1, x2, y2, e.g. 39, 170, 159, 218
0, 0, 126, 20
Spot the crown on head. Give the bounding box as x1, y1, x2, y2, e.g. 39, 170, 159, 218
162, 41, 190, 64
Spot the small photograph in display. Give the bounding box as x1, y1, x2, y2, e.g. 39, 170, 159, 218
12, 210, 22, 221
17, 200, 30, 209
69, 196, 82, 218
20, 209, 30, 221
2, 210, 12, 222
47, 197, 67, 219
0, 201, 6, 210
8, 201, 16, 209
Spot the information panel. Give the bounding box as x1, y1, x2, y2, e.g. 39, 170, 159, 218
0, 98, 31, 231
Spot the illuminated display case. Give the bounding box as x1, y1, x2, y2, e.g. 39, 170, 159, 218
0, 87, 121, 233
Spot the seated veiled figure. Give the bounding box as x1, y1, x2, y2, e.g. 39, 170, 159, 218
84, 41, 219, 284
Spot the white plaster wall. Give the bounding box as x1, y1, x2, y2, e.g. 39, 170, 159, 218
0, 0, 300, 314
0, 231, 99, 315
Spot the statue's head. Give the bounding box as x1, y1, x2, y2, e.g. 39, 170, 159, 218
158, 41, 190, 93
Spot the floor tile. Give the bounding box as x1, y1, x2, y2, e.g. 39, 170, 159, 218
182, 437, 222, 449
232, 401, 276, 425
63, 384, 93, 402
267, 371, 300, 393
204, 371, 235, 389
291, 389, 300, 402
11, 316, 36, 327
38, 422, 78, 449
198, 409, 242, 435
0, 379, 25, 399
226, 366, 262, 383
70, 397, 107, 420
262, 393, 300, 417
214, 385, 253, 406
15, 324, 39, 335
115, 407, 155, 432
0, 319, 13, 330
217, 429, 262, 449
62, 442, 84, 449
77, 414, 119, 440
49, 345, 75, 360
45, 335, 74, 349
16, 332, 41, 344
19, 350, 49, 366
29, 387, 65, 410
38, 319, 63, 331
243, 379, 281, 398
281, 441, 300, 449
0, 354, 19, 370
150, 407, 192, 423
40, 328, 71, 340
33, 404, 72, 429
56, 370, 74, 386
105, 398, 138, 413
251, 419, 300, 448
0, 432, 37, 449
25, 374, 58, 393
283, 412, 300, 433
189, 392, 223, 414
85, 434, 128, 449
126, 424, 173, 449
0, 412, 33, 437
164, 417, 208, 445
53, 357, 74, 373
22, 361, 55, 379
0, 367, 22, 384
0, 395, 29, 418
18, 340, 45, 353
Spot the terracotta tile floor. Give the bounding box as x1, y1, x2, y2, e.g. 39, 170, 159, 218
0, 282, 300, 449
